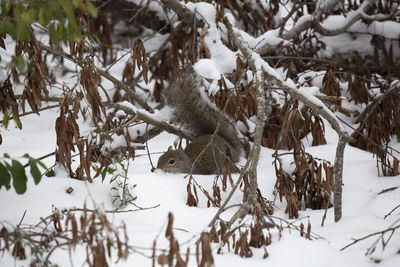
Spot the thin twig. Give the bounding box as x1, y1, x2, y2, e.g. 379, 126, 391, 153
62, 204, 160, 214
0, 104, 59, 124
384, 203, 400, 219
340, 223, 400, 251
17, 211, 27, 228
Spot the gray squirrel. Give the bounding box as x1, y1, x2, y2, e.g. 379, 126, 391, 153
156, 66, 242, 174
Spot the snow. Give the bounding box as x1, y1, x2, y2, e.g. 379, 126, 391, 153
1, 107, 400, 266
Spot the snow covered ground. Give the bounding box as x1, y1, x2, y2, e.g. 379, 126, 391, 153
1, 104, 400, 266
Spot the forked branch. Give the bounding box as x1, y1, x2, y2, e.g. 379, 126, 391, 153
223, 16, 352, 222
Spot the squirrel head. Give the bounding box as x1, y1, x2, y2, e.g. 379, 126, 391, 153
157, 146, 192, 173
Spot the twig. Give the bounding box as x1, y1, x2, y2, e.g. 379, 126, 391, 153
384, 203, 400, 219
44, 242, 71, 265
106, 102, 192, 140
354, 84, 400, 124
160, 0, 204, 28
340, 222, 400, 251
145, 124, 156, 171
62, 204, 160, 214
39, 42, 154, 113
23, 151, 56, 168
0, 104, 59, 124
17, 210, 27, 228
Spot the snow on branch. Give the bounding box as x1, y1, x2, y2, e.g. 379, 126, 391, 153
160, 0, 204, 27
224, 17, 352, 142
39, 43, 155, 114
354, 83, 400, 124
223, 16, 353, 222
281, 0, 378, 39
107, 102, 192, 141
39, 42, 197, 143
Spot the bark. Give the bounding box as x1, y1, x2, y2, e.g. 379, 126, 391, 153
223, 17, 267, 227
333, 135, 346, 222
224, 15, 353, 222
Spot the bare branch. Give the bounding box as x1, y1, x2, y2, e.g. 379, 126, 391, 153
354, 84, 400, 124
340, 219, 400, 251
0, 104, 59, 124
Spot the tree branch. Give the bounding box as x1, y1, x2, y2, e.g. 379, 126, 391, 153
160, 0, 204, 28
39, 43, 154, 113
106, 102, 192, 141
280, 0, 377, 40
96, 0, 170, 33
354, 84, 400, 124
222, 17, 268, 228
333, 135, 346, 221
340, 219, 400, 251
224, 14, 354, 222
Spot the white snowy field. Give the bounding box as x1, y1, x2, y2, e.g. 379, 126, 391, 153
1, 105, 400, 267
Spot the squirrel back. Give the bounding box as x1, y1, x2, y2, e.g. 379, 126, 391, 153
157, 65, 242, 174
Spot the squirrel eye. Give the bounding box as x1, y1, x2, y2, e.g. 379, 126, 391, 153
168, 158, 175, 165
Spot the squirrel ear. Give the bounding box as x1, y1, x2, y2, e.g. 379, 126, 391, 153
168, 146, 173, 151
177, 147, 185, 159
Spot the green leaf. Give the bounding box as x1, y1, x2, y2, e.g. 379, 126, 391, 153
12, 109, 22, 129
21, 10, 35, 24
48, 23, 58, 44
4, 22, 16, 38
42, 2, 54, 24
8, 56, 25, 73
72, 0, 81, 8
16, 22, 31, 42
63, 1, 77, 29
101, 167, 107, 182
2, 111, 9, 128
0, 162, 11, 189
35, 160, 47, 170
12, 4, 22, 18
38, 8, 46, 26
45, 169, 55, 177
1, 2, 11, 17
29, 159, 42, 185
103, 133, 113, 142
59, 24, 68, 44
85, 0, 98, 18
10, 160, 27, 194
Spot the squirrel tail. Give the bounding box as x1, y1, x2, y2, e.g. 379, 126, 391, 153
165, 65, 241, 158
